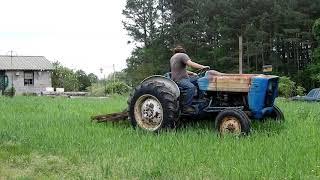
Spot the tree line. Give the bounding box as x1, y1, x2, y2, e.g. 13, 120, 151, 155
122, 0, 320, 90
51, 62, 98, 92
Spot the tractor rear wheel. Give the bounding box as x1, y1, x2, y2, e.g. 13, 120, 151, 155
215, 109, 251, 135
128, 81, 179, 132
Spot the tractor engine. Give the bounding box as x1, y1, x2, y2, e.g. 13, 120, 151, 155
208, 92, 247, 108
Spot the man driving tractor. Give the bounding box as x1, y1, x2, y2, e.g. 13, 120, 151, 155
94, 46, 284, 135
170, 45, 223, 114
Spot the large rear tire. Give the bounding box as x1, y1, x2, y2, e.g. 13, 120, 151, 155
215, 109, 251, 135
128, 81, 179, 132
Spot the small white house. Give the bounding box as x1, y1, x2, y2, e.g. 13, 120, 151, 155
0, 56, 54, 95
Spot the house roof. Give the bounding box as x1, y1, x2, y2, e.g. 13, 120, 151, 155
0, 56, 54, 70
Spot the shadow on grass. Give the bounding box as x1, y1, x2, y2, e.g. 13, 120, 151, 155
176, 117, 286, 137
92, 116, 286, 137
94, 119, 131, 129
251, 120, 286, 136
177, 119, 213, 131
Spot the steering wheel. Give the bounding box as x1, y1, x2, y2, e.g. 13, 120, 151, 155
195, 66, 210, 76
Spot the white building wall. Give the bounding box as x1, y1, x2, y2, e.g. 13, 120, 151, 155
6, 70, 52, 95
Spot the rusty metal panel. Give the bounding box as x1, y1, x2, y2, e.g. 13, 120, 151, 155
204, 72, 278, 92
206, 72, 254, 92
198, 71, 278, 92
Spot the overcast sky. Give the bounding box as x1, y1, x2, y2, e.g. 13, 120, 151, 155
0, 0, 133, 78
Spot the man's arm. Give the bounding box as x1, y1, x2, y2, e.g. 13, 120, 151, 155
209, 70, 225, 75
186, 60, 208, 69
186, 59, 224, 75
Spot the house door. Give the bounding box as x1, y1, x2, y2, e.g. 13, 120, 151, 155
0, 71, 6, 93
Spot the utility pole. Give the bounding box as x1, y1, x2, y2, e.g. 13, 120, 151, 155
113, 64, 116, 83
100, 68, 106, 96
112, 64, 116, 94
239, 35, 243, 74
104, 73, 107, 96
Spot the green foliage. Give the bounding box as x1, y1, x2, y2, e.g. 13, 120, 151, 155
306, 19, 320, 87
296, 86, 306, 96
88, 81, 131, 97
305, 62, 320, 83
87, 83, 106, 97
313, 48, 320, 63
125, 46, 171, 86
52, 62, 79, 91
278, 76, 306, 98
105, 82, 131, 95
123, 0, 320, 90
279, 76, 296, 98
303, 47, 320, 88
107, 70, 129, 84
52, 61, 98, 92
88, 73, 98, 84
122, 0, 159, 47
75, 70, 91, 91
313, 18, 320, 42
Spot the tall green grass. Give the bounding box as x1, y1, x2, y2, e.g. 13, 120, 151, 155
0, 96, 319, 179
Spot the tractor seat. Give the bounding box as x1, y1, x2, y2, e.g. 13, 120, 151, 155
164, 72, 199, 97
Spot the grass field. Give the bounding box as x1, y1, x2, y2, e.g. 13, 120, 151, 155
0, 96, 320, 179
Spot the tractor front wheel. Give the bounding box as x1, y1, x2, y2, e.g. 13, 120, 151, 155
215, 109, 251, 135
266, 105, 285, 121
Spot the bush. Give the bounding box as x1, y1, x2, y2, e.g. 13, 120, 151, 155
87, 82, 131, 97
278, 76, 306, 98
22, 92, 38, 96
105, 82, 131, 95
296, 86, 306, 96
279, 76, 295, 98
86, 83, 105, 97
313, 18, 320, 42
3, 87, 16, 97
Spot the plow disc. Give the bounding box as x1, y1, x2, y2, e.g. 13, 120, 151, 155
91, 110, 128, 123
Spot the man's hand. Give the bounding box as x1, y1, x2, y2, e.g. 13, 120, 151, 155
202, 66, 210, 70
187, 71, 197, 76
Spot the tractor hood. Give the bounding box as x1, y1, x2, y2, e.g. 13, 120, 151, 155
198, 71, 278, 92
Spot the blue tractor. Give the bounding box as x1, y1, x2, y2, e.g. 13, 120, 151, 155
127, 68, 284, 135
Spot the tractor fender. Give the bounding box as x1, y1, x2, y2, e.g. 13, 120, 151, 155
141, 75, 180, 99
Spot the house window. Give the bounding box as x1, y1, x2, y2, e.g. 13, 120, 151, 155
24, 71, 34, 86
